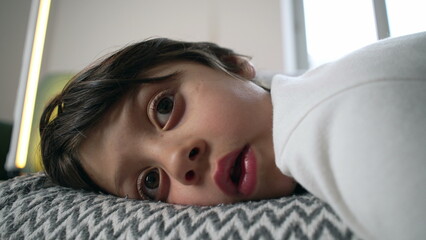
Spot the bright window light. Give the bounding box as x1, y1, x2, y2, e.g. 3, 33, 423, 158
386, 0, 426, 37
303, 0, 377, 68
16, 0, 51, 169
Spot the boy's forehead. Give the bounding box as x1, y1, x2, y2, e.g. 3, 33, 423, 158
139, 61, 206, 78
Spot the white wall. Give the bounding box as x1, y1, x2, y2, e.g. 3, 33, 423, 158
41, 0, 284, 79
0, 1, 31, 122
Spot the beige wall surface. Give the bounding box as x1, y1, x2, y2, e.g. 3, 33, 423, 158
1, 0, 284, 122
41, 0, 284, 76
0, 1, 31, 122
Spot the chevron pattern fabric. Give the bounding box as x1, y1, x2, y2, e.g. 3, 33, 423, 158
0, 173, 360, 239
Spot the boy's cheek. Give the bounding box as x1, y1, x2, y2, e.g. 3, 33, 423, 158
166, 184, 231, 206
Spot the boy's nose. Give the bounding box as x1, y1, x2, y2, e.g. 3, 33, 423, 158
164, 139, 207, 185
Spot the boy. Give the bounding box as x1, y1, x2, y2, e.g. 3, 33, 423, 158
40, 33, 426, 239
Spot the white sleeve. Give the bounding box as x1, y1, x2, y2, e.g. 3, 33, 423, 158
312, 80, 426, 240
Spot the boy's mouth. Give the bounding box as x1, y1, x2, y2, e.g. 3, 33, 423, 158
230, 150, 244, 185
214, 145, 257, 197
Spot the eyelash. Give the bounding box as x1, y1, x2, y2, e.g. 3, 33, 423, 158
137, 167, 161, 200
149, 90, 175, 129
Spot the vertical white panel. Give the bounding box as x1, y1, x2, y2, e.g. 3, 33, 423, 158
6, 0, 41, 172
280, 0, 308, 74
372, 0, 390, 39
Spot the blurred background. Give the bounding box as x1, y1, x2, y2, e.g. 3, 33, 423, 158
1, 0, 425, 179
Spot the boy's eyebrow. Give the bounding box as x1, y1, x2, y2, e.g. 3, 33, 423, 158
137, 70, 184, 84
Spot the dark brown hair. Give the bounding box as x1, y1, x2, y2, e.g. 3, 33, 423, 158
39, 38, 248, 192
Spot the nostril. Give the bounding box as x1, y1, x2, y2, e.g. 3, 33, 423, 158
185, 170, 195, 181
189, 148, 199, 160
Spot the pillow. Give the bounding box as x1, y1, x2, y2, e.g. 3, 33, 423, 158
0, 173, 359, 239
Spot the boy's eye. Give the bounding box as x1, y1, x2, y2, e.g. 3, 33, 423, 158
145, 170, 159, 189
157, 96, 174, 114
150, 91, 174, 128
137, 168, 160, 200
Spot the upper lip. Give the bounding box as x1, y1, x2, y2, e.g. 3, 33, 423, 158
214, 146, 247, 196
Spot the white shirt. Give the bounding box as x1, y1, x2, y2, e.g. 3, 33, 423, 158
271, 32, 426, 240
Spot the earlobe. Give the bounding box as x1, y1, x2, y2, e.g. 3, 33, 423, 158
239, 60, 256, 80
223, 56, 256, 80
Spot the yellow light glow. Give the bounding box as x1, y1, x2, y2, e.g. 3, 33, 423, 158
15, 0, 51, 169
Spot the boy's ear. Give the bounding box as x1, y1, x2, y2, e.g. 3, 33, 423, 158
223, 56, 256, 80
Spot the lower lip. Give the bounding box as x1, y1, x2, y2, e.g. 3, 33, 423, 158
238, 147, 257, 196
214, 146, 257, 197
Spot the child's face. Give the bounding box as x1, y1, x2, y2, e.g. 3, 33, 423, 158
80, 61, 296, 205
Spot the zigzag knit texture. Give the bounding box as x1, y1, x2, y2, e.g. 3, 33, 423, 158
0, 173, 360, 240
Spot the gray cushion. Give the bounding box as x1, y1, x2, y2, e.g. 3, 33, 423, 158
0, 173, 360, 239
